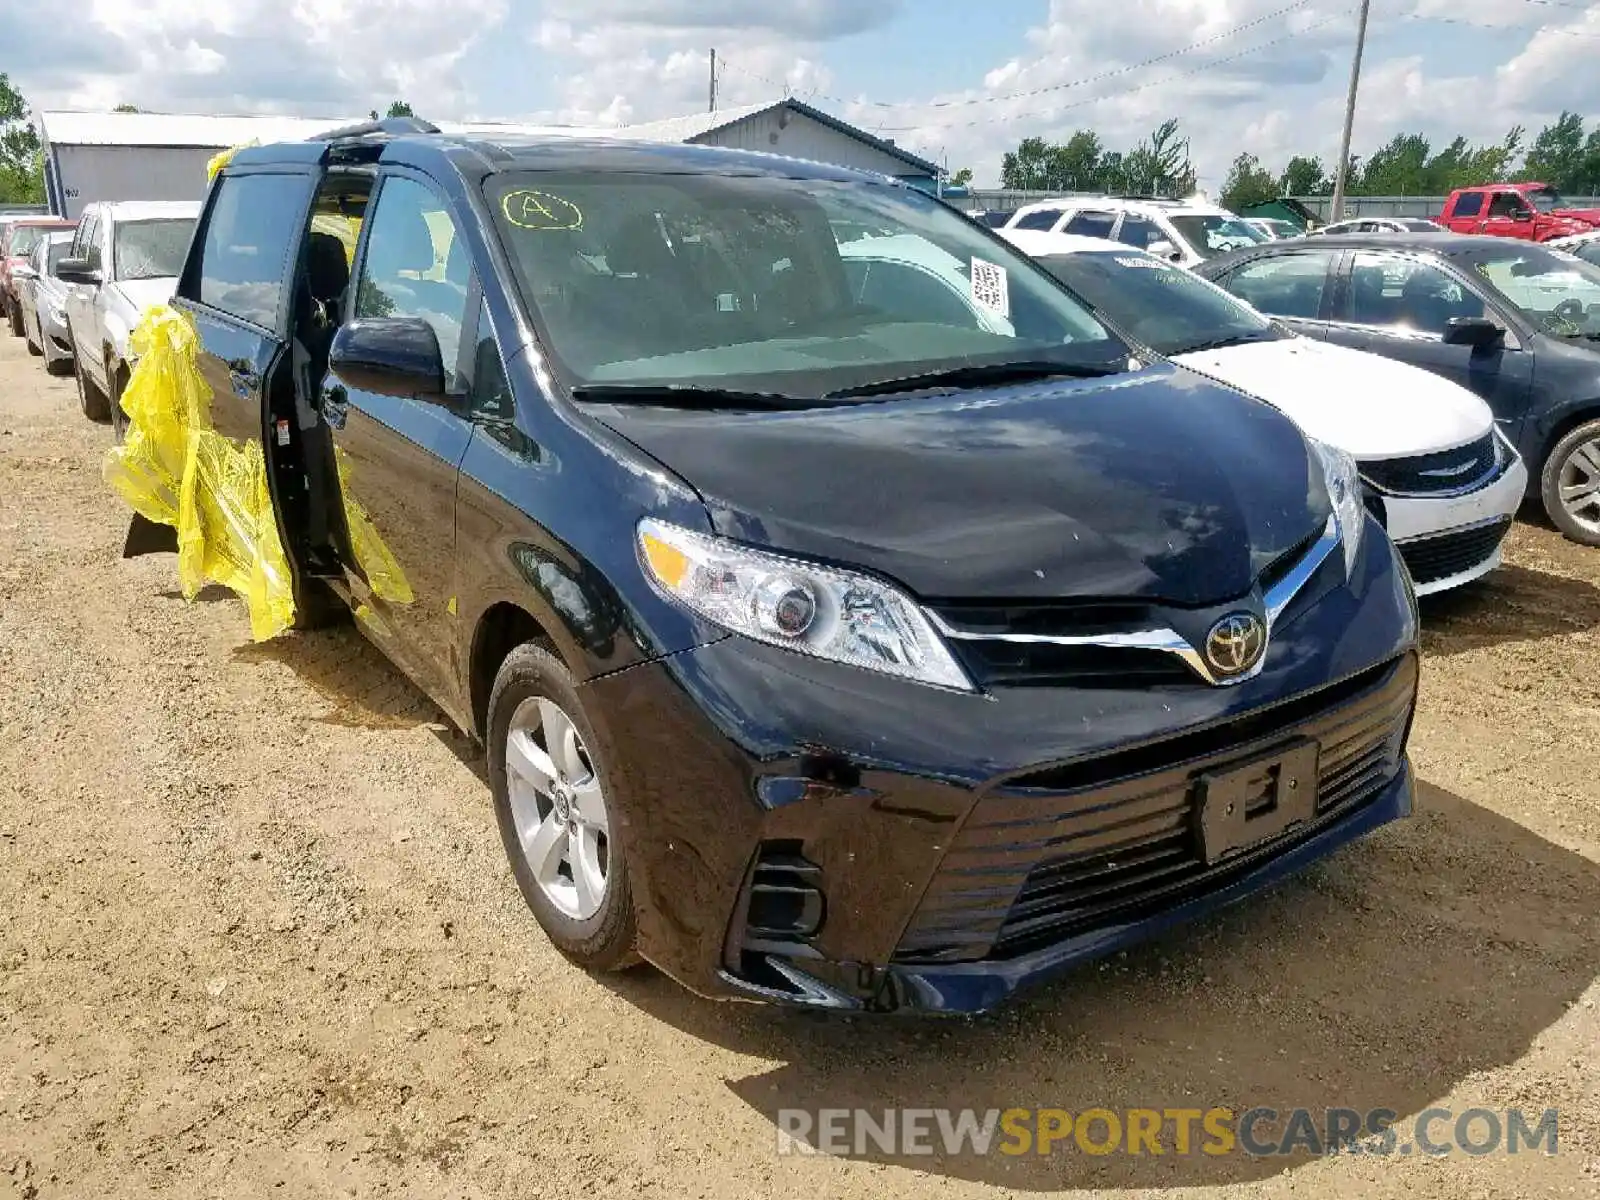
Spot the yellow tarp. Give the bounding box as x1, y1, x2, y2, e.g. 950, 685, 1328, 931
104, 307, 296, 641
104, 305, 417, 640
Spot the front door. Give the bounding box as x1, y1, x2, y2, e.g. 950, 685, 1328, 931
63, 210, 101, 371
1334, 249, 1536, 436
322, 170, 477, 701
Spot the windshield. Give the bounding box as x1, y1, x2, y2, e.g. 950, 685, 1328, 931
113, 218, 197, 281
1529, 186, 1564, 214
8, 225, 46, 257
1167, 214, 1266, 259
487, 172, 1128, 402
1038, 250, 1279, 356
1471, 244, 1600, 338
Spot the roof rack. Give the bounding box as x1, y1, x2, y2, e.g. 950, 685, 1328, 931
310, 115, 441, 142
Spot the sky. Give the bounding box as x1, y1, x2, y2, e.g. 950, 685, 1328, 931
6, 0, 1600, 191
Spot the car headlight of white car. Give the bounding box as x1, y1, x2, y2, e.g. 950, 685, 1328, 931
1310, 438, 1365, 578
637, 518, 974, 691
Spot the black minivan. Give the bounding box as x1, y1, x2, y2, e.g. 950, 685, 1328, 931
157, 120, 1420, 1013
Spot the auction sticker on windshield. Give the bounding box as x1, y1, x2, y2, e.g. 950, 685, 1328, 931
970, 258, 1010, 319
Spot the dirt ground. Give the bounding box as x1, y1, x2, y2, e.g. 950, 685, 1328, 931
2, 329, 1598, 1200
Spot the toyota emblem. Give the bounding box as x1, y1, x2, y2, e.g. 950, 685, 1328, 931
1204, 612, 1267, 677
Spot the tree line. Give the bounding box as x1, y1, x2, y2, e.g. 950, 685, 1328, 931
997, 113, 1600, 209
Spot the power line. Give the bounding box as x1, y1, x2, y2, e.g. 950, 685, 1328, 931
717, 0, 1318, 114
1407, 11, 1600, 37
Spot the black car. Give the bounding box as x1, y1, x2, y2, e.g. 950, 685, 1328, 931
1196, 233, 1600, 547
138, 118, 1420, 1014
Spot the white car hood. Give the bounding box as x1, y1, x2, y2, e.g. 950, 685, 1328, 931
1173, 335, 1494, 460
110, 277, 179, 317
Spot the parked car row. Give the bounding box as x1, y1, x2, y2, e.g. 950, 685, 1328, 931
1, 202, 201, 434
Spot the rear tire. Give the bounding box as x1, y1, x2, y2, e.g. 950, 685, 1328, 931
487, 643, 639, 972
72, 338, 111, 423
1541, 418, 1600, 548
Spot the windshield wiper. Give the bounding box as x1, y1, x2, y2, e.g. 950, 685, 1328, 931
1171, 331, 1278, 354
570, 383, 807, 411
824, 359, 1119, 400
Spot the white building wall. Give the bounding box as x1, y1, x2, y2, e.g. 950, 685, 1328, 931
695, 110, 930, 179
53, 145, 218, 219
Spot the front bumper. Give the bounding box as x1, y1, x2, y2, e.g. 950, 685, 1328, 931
1382, 454, 1526, 595
579, 522, 1419, 1014
38, 305, 72, 363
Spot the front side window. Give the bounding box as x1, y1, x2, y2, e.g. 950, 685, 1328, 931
1116, 214, 1159, 248
1218, 251, 1336, 319
1038, 250, 1279, 357
77, 213, 101, 270
1166, 214, 1265, 259
1062, 210, 1116, 239
1487, 192, 1528, 220
355, 175, 472, 380
1471, 244, 1600, 339
1348, 251, 1485, 335
116, 218, 197, 283
45, 238, 71, 274
1452, 192, 1484, 218
197, 172, 312, 326
487, 172, 1125, 402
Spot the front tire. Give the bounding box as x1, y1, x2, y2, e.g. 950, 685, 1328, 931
109, 360, 131, 442
1541, 418, 1600, 547
487, 643, 638, 971
6, 301, 21, 339
72, 337, 111, 423
24, 315, 41, 356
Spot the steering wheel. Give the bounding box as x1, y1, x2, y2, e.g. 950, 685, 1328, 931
1553, 297, 1586, 324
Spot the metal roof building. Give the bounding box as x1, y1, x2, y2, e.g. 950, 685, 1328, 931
37, 101, 942, 218
621, 99, 941, 189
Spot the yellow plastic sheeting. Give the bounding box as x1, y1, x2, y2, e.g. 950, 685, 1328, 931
104, 306, 297, 641
206, 142, 256, 183
336, 449, 415, 606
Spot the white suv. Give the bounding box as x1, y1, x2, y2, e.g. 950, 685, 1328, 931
57, 200, 200, 429
1002, 196, 1266, 268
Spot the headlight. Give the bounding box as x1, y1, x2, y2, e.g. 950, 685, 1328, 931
1310, 438, 1364, 578
637, 518, 973, 691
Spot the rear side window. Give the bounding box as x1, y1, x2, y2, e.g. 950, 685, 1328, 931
1452, 193, 1484, 218
1012, 208, 1063, 231
196, 173, 314, 329
1116, 214, 1159, 248
1218, 251, 1336, 319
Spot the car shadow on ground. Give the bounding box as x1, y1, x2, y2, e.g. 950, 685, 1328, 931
602, 781, 1600, 1189
232, 625, 445, 731
1420, 562, 1600, 656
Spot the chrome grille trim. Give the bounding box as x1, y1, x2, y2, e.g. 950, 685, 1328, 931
926, 515, 1340, 688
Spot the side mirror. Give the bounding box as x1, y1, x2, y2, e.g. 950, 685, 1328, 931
329, 317, 448, 401
55, 257, 101, 285
1513, 210, 1534, 223
1443, 316, 1505, 349
1147, 239, 1182, 263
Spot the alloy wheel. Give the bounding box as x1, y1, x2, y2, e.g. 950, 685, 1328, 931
504, 696, 611, 921
1558, 435, 1600, 536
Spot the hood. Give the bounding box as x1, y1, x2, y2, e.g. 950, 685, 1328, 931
1553, 207, 1600, 227
1174, 335, 1494, 460
597, 364, 1330, 606
111, 277, 178, 315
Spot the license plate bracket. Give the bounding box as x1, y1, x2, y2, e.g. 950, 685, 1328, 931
1197, 738, 1320, 865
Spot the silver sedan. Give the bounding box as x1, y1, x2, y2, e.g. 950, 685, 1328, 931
16, 230, 76, 374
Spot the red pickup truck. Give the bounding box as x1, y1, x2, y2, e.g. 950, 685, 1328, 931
1438, 182, 1600, 242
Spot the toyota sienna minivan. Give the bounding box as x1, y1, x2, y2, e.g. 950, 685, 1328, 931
158, 123, 1422, 1014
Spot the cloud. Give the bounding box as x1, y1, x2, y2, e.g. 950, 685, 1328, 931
540, 0, 901, 39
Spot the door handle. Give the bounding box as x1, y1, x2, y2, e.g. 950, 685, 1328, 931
321, 384, 348, 429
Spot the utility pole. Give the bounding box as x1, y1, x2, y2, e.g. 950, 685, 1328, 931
1329, 0, 1371, 222
709, 49, 717, 114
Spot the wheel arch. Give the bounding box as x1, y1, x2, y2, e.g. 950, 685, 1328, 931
468, 601, 559, 741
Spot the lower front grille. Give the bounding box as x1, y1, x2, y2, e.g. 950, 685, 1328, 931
1397, 517, 1512, 586
893, 655, 1416, 964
